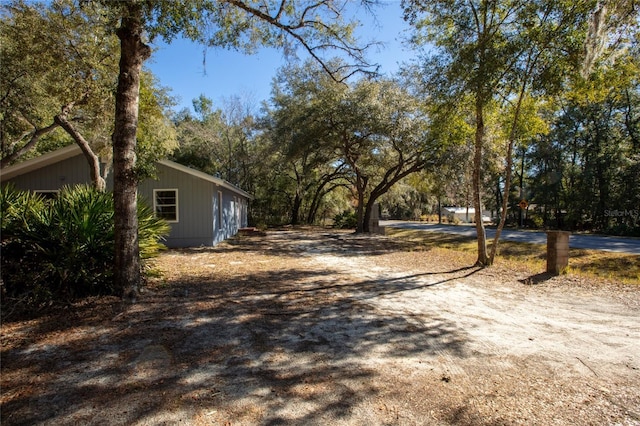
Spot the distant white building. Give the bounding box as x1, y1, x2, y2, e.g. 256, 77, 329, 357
442, 207, 492, 224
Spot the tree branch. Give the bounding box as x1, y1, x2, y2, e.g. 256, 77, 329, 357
54, 104, 106, 191
0, 121, 59, 168
223, 0, 378, 82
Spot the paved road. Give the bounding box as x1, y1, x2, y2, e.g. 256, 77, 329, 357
381, 220, 640, 255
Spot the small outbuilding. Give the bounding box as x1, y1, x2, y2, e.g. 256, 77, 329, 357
0, 144, 252, 248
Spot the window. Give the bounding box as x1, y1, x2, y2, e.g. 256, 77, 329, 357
154, 189, 178, 222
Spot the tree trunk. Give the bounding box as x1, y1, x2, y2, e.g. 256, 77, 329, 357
306, 183, 327, 225
291, 191, 302, 225
113, 4, 151, 301
473, 99, 490, 266
355, 175, 367, 233
306, 187, 323, 225
489, 82, 527, 264
489, 137, 515, 263
362, 203, 371, 233
362, 198, 376, 233
495, 178, 502, 220
518, 148, 525, 227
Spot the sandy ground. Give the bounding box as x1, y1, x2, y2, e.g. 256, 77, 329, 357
1, 228, 639, 425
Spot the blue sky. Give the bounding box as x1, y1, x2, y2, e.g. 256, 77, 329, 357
146, 1, 416, 113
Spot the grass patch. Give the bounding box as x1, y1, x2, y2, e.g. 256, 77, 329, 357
383, 228, 478, 251
385, 228, 640, 284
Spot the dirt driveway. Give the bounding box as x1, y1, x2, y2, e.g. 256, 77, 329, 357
2, 228, 639, 425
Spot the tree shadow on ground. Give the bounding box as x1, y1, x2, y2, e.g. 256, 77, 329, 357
518, 272, 556, 285
1, 235, 475, 425
216, 228, 437, 258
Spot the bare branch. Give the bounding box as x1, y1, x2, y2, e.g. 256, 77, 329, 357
223, 0, 378, 82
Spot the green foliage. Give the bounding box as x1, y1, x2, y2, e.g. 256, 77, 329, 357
173, 94, 255, 187
137, 200, 171, 259
1, 1, 178, 177
136, 71, 179, 178
0, 185, 169, 307
0, 0, 119, 163
380, 182, 425, 220
333, 210, 358, 229
527, 86, 640, 234
0, 184, 47, 235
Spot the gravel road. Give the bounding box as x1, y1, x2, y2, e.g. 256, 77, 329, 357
2, 229, 639, 425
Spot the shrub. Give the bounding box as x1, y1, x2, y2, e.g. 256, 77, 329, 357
525, 213, 544, 229
1, 184, 169, 307
138, 200, 171, 259
0, 184, 46, 236
606, 223, 640, 237
333, 210, 358, 229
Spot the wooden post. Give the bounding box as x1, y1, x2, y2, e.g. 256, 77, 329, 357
546, 231, 570, 275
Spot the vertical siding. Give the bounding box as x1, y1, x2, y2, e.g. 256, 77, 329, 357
213, 187, 244, 244
4, 154, 96, 190
138, 164, 214, 248
239, 197, 248, 227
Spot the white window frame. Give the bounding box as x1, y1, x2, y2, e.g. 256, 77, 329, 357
153, 188, 179, 223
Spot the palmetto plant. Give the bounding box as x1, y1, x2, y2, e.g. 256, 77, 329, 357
25, 186, 117, 298
0, 184, 47, 235
1, 184, 169, 306
137, 200, 170, 260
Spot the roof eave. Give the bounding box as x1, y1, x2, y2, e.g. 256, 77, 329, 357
0, 144, 83, 181
157, 160, 253, 199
